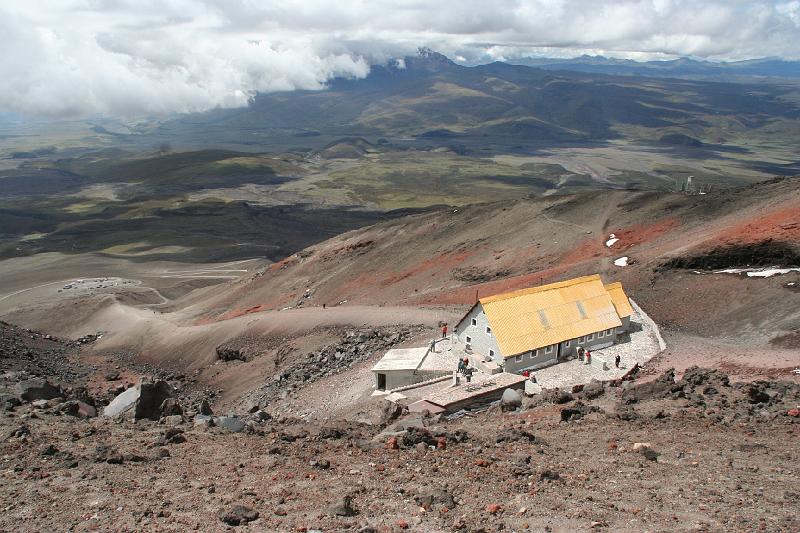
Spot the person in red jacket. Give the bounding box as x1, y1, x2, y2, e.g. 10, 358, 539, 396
442, 324, 448, 338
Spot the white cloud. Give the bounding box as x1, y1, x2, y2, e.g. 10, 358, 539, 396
2, 0, 799, 118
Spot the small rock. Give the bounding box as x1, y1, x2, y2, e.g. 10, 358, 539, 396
159, 398, 183, 417
40, 444, 58, 456
198, 399, 214, 416
327, 495, 357, 517
486, 503, 502, 515
220, 505, 259, 526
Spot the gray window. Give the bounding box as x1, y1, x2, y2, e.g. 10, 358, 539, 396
489, 349, 495, 357
486, 326, 492, 335
587, 333, 594, 341
515, 354, 522, 362
466, 335, 472, 344
545, 345, 554, 354
565, 340, 571, 347
471, 318, 477, 326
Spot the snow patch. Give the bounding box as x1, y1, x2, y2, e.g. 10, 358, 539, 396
605, 233, 619, 247
614, 257, 629, 267
715, 267, 800, 278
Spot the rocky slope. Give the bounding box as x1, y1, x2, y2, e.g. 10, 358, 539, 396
1, 332, 798, 532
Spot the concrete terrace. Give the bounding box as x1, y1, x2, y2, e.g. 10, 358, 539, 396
529, 301, 663, 390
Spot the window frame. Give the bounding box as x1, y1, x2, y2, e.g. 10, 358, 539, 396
489, 349, 496, 358
514, 354, 522, 362
465, 335, 472, 344
471, 318, 477, 327
485, 326, 492, 335
587, 333, 594, 341
544, 344, 554, 354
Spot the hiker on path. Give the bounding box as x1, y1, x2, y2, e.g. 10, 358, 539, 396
585, 350, 591, 365
615, 354, 621, 369
442, 324, 448, 338
578, 346, 585, 361
457, 358, 465, 374
464, 367, 473, 383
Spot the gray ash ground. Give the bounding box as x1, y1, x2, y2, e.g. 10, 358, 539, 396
1, 322, 799, 532
238, 325, 425, 409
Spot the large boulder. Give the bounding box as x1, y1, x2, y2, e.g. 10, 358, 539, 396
215, 416, 246, 433
16, 378, 60, 402
103, 386, 140, 418
501, 388, 522, 411
103, 379, 173, 420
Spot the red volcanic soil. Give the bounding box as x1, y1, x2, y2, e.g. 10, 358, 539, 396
715, 204, 800, 244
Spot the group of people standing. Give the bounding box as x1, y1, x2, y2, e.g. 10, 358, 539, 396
578, 345, 622, 369
457, 356, 473, 382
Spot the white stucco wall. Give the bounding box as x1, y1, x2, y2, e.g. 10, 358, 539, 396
454, 304, 503, 362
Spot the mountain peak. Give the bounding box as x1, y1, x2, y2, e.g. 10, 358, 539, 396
405, 47, 457, 71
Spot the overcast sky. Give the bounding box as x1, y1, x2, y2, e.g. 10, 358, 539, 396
3, 0, 800, 118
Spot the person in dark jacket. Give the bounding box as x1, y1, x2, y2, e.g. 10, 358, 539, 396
615, 354, 621, 369
464, 367, 473, 383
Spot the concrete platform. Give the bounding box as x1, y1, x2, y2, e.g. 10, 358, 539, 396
421, 372, 526, 412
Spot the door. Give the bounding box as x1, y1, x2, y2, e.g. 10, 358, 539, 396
377, 373, 386, 390
557, 342, 563, 361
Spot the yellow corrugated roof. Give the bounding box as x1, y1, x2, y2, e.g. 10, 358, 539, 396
605, 282, 634, 318
479, 274, 623, 357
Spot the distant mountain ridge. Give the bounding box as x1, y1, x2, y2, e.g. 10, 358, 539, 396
151, 48, 800, 153
505, 55, 800, 79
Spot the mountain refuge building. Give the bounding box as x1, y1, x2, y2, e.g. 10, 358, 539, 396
453, 274, 633, 374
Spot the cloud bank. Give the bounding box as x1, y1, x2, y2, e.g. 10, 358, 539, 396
2, 0, 800, 118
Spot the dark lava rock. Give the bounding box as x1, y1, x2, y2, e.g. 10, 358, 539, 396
94, 445, 124, 464
401, 426, 437, 448
134, 380, 173, 420
540, 469, 561, 481
640, 448, 660, 462
582, 379, 605, 400
747, 385, 771, 404
16, 378, 60, 402
622, 369, 681, 403
220, 505, 259, 526
561, 402, 599, 422
40, 444, 58, 456
216, 346, 247, 362
327, 495, 357, 517
198, 399, 214, 416
495, 428, 537, 444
